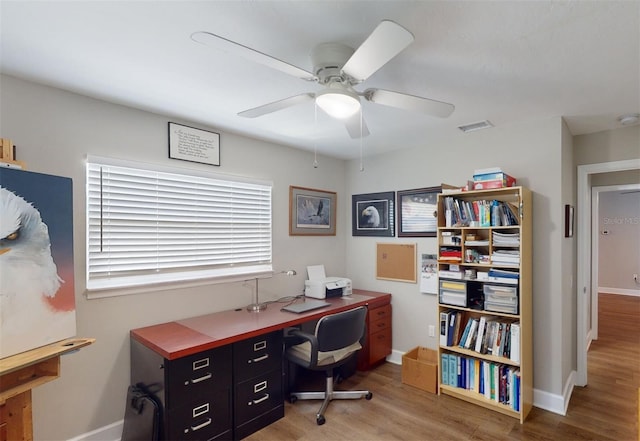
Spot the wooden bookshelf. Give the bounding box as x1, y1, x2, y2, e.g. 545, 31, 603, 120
436, 186, 532, 423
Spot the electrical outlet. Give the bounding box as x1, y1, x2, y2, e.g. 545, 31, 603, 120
428, 325, 435, 337
634, 273, 638, 283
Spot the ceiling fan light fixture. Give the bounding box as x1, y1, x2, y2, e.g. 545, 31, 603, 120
315, 88, 361, 119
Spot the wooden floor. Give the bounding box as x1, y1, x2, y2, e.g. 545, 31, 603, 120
246, 293, 639, 441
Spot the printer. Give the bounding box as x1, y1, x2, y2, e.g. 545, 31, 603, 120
304, 265, 352, 299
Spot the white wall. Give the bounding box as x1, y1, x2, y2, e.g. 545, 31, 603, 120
344, 117, 567, 397
3, 71, 636, 438
0, 74, 347, 440
598, 189, 640, 292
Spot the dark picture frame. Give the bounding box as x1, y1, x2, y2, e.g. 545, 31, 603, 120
565, 204, 574, 237
352, 191, 395, 237
289, 186, 337, 236
397, 186, 441, 237
168, 122, 220, 166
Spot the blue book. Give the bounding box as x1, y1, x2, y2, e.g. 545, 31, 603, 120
441, 353, 449, 386
448, 354, 457, 387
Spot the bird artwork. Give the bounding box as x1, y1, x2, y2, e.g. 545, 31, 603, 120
297, 197, 330, 225
360, 205, 382, 228
0, 183, 76, 358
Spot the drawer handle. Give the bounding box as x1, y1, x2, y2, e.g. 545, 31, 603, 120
376, 322, 385, 328
190, 418, 212, 432
249, 393, 269, 405
189, 372, 212, 384
248, 354, 269, 364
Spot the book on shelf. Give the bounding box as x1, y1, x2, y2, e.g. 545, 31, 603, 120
509, 322, 521, 363
439, 312, 449, 346
443, 196, 519, 227
473, 167, 503, 176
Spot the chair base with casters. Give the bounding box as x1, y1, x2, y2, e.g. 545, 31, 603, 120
288, 367, 372, 425
284, 306, 373, 426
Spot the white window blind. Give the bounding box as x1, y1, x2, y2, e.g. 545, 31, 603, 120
86, 157, 272, 292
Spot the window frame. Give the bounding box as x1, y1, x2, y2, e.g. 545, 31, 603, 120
85, 155, 273, 298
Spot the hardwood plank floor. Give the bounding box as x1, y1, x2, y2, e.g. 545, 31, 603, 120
246, 294, 639, 441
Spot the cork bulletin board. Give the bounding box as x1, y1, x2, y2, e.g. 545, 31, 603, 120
376, 243, 417, 283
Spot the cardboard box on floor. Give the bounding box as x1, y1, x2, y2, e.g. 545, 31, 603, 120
401, 347, 438, 394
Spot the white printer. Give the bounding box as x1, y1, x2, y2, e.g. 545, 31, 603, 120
304, 265, 352, 299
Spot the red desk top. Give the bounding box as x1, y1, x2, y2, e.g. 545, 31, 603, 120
130, 289, 390, 360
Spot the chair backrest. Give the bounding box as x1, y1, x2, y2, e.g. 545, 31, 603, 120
315, 306, 367, 353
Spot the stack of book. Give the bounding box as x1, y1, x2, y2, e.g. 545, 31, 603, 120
440, 353, 521, 411
472, 167, 517, 190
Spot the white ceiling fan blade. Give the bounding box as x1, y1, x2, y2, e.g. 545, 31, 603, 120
365, 88, 455, 118
342, 20, 414, 82
191, 31, 316, 81
238, 93, 315, 118
344, 111, 370, 138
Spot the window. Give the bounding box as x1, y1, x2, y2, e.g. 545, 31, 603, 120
86, 156, 272, 294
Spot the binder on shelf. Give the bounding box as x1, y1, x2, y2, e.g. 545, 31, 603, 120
439, 312, 449, 346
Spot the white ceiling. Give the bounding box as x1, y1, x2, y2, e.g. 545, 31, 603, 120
1, 1, 639, 160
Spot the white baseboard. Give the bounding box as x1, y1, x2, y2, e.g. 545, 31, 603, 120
599, 287, 640, 297
67, 420, 123, 441
387, 349, 403, 365
532, 370, 576, 416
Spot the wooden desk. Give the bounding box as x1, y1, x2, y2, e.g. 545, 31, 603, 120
130, 289, 391, 440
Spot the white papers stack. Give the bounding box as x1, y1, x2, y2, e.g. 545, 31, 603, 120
492, 231, 520, 246
491, 250, 520, 265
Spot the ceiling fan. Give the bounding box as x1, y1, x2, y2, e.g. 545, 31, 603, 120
191, 20, 455, 138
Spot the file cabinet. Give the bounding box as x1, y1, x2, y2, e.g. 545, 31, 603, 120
130, 339, 233, 440
233, 331, 284, 440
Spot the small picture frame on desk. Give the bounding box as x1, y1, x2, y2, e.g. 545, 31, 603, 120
168, 122, 220, 166
397, 186, 441, 237
352, 191, 395, 237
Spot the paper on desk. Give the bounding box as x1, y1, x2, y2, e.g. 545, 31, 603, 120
307, 264, 326, 280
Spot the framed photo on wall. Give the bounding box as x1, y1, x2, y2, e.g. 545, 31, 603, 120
397, 186, 441, 237
352, 191, 395, 237
168, 122, 220, 166
289, 186, 336, 236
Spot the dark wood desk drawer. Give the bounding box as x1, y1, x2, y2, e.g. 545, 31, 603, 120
233, 331, 282, 382
166, 345, 232, 405
166, 391, 232, 441
369, 303, 391, 321
369, 328, 392, 363
234, 368, 283, 424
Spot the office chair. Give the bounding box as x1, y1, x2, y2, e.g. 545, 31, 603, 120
284, 306, 372, 425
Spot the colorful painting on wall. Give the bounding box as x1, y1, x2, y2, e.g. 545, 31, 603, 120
0, 167, 76, 359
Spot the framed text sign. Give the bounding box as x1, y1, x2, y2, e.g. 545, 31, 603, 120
168, 122, 220, 166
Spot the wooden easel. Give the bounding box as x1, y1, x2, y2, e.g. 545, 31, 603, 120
0, 138, 95, 440
0, 138, 25, 169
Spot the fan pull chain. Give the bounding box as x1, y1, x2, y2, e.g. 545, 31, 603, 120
359, 111, 364, 172
313, 102, 319, 168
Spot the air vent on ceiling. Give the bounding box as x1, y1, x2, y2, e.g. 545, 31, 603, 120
458, 120, 493, 133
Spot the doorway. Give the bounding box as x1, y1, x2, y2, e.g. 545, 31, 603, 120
576, 158, 640, 386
